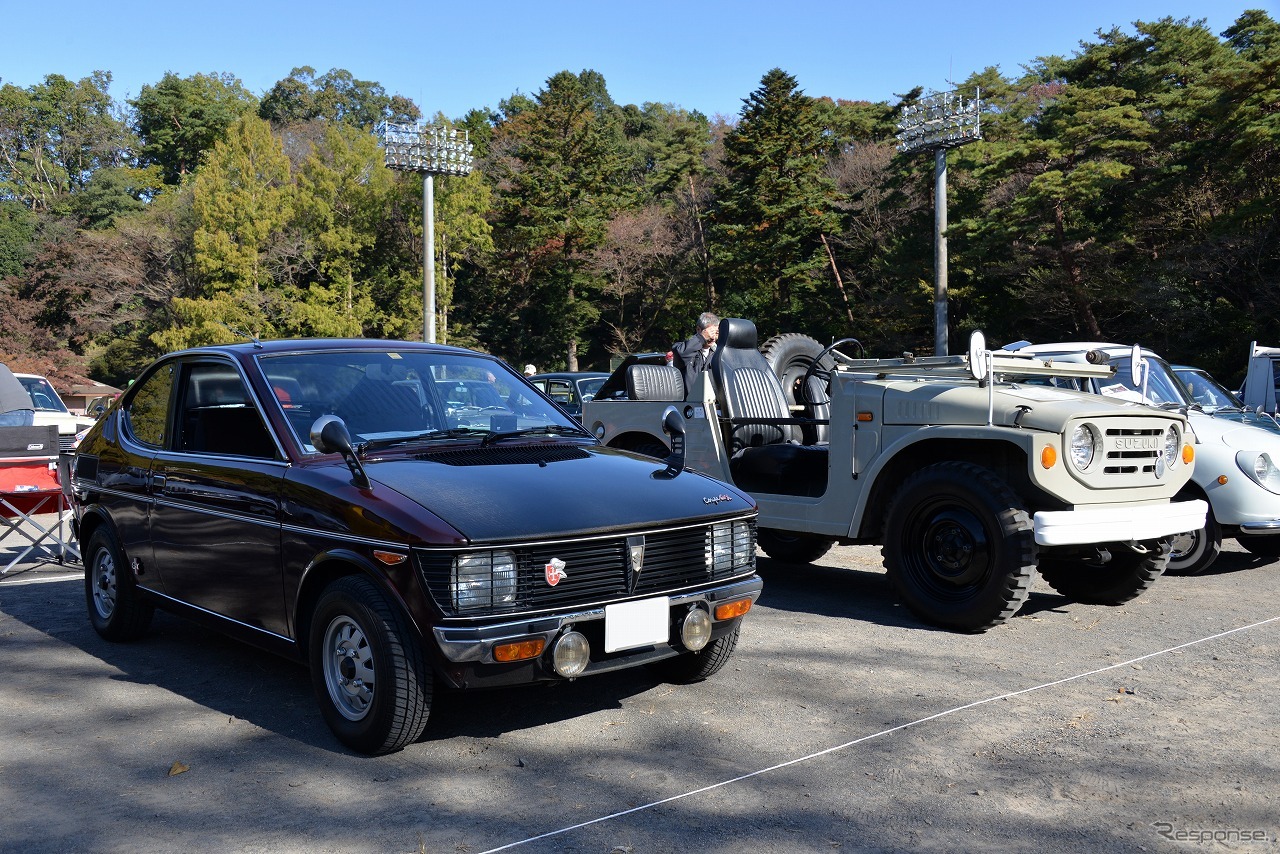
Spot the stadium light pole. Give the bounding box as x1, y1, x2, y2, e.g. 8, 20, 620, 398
376, 122, 474, 343
895, 89, 981, 356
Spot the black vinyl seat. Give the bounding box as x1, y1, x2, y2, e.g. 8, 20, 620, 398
626, 364, 685, 402
709, 318, 828, 497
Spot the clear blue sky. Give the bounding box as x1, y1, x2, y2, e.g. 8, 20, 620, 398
3, 1, 1258, 119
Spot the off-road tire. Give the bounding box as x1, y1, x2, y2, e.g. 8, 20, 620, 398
758, 528, 835, 564
882, 461, 1037, 632
628, 441, 670, 461
85, 526, 154, 642
648, 624, 740, 683
309, 575, 432, 755
760, 334, 833, 443
1165, 504, 1222, 576
1038, 541, 1169, 604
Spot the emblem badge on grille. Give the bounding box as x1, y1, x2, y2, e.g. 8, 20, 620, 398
626, 535, 645, 592
545, 558, 567, 587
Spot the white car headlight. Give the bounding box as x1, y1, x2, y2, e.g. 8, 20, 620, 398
1069, 423, 1101, 471
452, 550, 517, 611
707, 520, 755, 573
1163, 425, 1180, 467
1238, 451, 1280, 495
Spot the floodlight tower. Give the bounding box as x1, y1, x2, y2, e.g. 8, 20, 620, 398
895, 89, 981, 356
376, 121, 474, 343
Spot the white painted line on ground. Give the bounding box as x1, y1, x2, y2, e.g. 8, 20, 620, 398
0, 573, 80, 586
480, 614, 1280, 854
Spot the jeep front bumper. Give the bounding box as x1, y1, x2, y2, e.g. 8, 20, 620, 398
1033, 499, 1208, 546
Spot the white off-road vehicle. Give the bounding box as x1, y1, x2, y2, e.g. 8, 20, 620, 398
582, 319, 1207, 632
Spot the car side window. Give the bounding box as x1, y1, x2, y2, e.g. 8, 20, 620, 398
546, 380, 573, 405
176, 364, 277, 459
124, 364, 175, 448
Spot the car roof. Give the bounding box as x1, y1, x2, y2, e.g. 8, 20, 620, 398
165, 338, 487, 359
1011, 342, 1165, 360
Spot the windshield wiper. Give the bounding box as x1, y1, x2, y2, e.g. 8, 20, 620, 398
480, 424, 592, 446
363, 428, 490, 451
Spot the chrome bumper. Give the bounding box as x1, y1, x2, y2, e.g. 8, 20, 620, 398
432, 574, 762, 665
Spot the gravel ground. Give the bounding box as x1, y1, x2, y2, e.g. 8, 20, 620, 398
1, 525, 1277, 853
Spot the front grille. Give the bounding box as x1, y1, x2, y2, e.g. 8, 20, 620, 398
416, 518, 757, 617
1102, 426, 1165, 475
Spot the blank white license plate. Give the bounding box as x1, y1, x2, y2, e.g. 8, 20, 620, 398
604, 597, 670, 653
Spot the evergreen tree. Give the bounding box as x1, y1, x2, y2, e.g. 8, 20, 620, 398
712, 68, 839, 331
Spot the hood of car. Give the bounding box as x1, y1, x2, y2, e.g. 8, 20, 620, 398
362, 443, 752, 542
1191, 411, 1280, 452
1203, 409, 1280, 437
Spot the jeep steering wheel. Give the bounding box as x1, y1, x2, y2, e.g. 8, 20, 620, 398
799, 337, 863, 405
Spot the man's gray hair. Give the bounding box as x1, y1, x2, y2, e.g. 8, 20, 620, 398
696, 312, 720, 332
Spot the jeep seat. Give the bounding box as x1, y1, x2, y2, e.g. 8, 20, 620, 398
626, 364, 685, 402
710, 318, 828, 497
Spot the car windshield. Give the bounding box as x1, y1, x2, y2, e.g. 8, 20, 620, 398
18, 376, 70, 413
1174, 369, 1243, 412
255, 349, 584, 452
577, 377, 606, 401
1098, 355, 1190, 408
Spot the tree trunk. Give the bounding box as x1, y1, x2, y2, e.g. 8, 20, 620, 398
820, 233, 856, 325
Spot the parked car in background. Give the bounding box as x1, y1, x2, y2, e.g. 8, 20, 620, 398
528, 372, 610, 421
16, 373, 93, 452
1008, 343, 1280, 575
84, 394, 119, 420
70, 339, 761, 754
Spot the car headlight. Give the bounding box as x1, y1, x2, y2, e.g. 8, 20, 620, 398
1238, 451, 1280, 495
452, 550, 517, 611
1069, 423, 1101, 471
707, 520, 755, 574
1163, 425, 1181, 467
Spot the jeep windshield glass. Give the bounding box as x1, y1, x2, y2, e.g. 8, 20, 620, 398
255, 349, 580, 453
1098, 355, 1190, 408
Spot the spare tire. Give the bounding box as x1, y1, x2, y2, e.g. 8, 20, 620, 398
760, 333, 833, 443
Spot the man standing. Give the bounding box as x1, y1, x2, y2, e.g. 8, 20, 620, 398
0, 363, 34, 426
671, 312, 719, 397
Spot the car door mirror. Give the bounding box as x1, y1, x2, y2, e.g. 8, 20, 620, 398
311, 415, 371, 489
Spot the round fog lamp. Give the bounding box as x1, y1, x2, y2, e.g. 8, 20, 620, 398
681, 608, 712, 651
552, 631, 590, 678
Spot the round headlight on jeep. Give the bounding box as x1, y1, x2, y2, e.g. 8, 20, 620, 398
1069, 424, 1101, 471
1163, 425, 1180, 467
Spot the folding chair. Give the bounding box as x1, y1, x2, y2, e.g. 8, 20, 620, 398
0, 425, 79, 573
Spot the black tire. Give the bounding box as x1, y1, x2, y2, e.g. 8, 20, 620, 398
1236, 535, 1280, 558
629, 441, 669, 460
1165, 504, 1222, 576
760, 334, 833, 443
1038, 541, 1169, 604
309, 575, 432, 755
758, 527, 835, 564
648, 624, 740, 683
882, 462, 1036, 632
84, 526, 154, 642
760, 333, 834, 407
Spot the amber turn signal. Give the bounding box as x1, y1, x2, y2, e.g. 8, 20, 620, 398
372, 549, 407, 566
1182, 444, 1195, 465
493, 638, 546, 662
1217, 475, 1229, 485
856, 412, 874, 422
1040, 445, 1058, 469
714, 598, 753, 621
